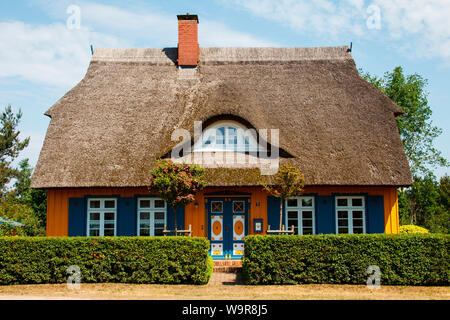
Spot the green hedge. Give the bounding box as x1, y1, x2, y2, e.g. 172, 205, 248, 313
0, 237, 212, 285
243, 234, 449, 285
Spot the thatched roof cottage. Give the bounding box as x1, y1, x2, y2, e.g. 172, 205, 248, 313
32, 14, 411, 259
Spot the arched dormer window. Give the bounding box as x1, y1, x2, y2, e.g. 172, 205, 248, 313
193, 121, 258, 152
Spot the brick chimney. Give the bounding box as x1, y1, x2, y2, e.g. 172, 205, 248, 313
177, 14, 199, 67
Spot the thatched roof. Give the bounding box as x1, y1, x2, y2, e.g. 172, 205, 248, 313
31, 46, 412, 188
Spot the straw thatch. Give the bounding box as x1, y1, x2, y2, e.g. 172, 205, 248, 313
31, 46, 411, 188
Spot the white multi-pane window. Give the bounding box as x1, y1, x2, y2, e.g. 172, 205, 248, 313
87, 199, 117, 236
285, 197, 315, 235
335, 196, 365, 234
137, 198, 167, 236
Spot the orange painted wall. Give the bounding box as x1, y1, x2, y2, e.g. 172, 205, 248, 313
46, 186, 399, 236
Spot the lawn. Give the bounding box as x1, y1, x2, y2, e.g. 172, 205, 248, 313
0, 283, 448, 300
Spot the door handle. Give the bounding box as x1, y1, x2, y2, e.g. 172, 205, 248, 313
226, 226, 229, 232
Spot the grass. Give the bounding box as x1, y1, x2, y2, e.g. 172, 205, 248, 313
0, 283, 448, 300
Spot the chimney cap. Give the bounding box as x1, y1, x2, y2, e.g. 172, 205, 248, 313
177, 14, 199, 23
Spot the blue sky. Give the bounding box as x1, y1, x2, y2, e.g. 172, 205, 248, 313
0, 0, 448, 178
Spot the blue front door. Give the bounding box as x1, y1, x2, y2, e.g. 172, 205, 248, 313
207, 197, 249, 260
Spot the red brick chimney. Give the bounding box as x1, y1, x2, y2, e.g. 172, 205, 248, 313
177, 14, 199, 67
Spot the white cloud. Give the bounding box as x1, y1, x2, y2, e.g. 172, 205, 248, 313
229, 0, 450, 63
0, 21, 123, 87
0, 1, 275, 88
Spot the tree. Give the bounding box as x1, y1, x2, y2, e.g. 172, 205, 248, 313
148, 160, 206, 234
360, 67, 448, 176
259, 164, 305, 232
0, 105, 30, 196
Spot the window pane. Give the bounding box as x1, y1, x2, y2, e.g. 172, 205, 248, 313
89, 223, 100, 229
140, 223, 150, 229
353, 219, 363, 227
303, 228, 313, 235
104, 212, 115, 221
302, 198, 313, 207
154, 223, 165, 229
352, 198, 363, 207
303, 219, 312, 227
228, 127, 237, 144
89, 229, 100, 236
216, 127, 225, 144
89, 200, 100, 209
338, 228, 348, 234
353, 227, 363, 234
154, 229, 164, 236
338, 211, 348, 219
303, 211, 313, 219
154, 200, 165, 208
104, 229, 114, 236
287, 199, 298, 207
211, 201, 223, 213
338, 219, 348, 226
104, 200, 115, 208
337, 198, 348, 207
140, 229, 150, 236
288, 211, 297, 219
140, 212, 150, 220
89, 212, 100, 221
155, 212, 165, 220
104, 223, 115, 229
233, 201, 244, 213
287, 219, 298, 228
353, 211, 363, 219
140, 200, 151, 208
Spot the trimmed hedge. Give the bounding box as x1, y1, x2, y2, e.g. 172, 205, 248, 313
243, 234, 449, 285
0, 237, 212, 285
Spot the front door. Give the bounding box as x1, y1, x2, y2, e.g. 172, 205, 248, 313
207, 197, 249, 260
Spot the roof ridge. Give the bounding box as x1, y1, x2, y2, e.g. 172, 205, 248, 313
92, 46, 352, 64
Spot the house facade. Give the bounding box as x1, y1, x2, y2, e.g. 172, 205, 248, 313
31, 15, 412, 260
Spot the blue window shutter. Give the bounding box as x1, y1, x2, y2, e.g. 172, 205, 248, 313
367, 196, 385, 233
117, 197, 136, 236
167, 206, 185, 230
267, 196, 285, 230
68, 198, 86, 236
316, 196, 334, 234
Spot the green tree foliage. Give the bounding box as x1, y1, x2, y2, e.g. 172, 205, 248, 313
0, 105, 29, 196
398, 175, 449, 234
259, 164, 305, 231
0, 105, 45, 236
148, 160, 206, 232
361, 67, 449, 233
360, 67, 448, 176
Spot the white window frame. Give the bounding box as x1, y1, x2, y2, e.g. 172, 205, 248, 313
87, 198, 117, 237
335, 196, 366, 234
192, 121, 259, 152
285, 196, 315, 235
137, 198, 167, 236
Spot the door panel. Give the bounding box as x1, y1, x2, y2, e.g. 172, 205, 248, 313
207, 197, 249, 260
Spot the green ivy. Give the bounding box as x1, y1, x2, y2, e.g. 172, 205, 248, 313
0, 237, 212, 285
243, 234, 449, 285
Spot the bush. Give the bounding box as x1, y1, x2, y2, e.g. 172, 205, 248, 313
243, 234, 449, 286
399, 225, 430, 234
0, 237, 212, 285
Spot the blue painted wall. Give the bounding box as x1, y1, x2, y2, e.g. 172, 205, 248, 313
316, 196, 335, 234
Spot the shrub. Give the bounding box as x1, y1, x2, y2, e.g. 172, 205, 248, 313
0, 237, 212, 285
399, 225, 430, 234
243, 234, 449, 285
